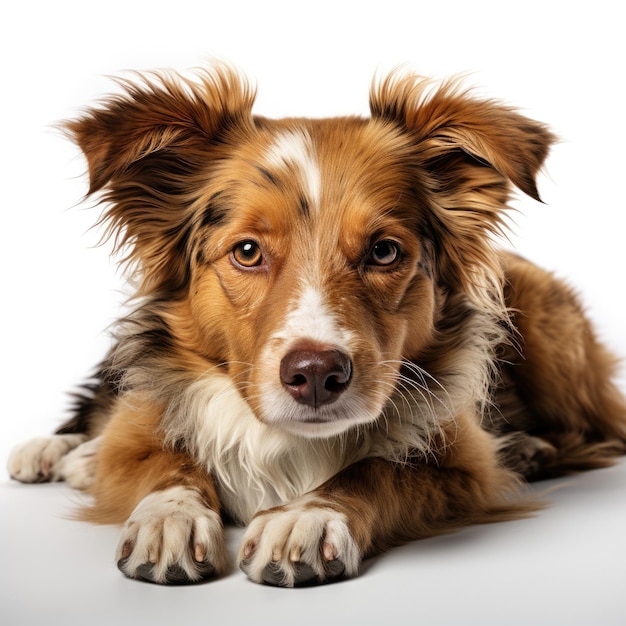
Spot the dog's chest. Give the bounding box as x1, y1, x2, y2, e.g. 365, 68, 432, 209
176, 373, 356, 524
209, 437, 350, 525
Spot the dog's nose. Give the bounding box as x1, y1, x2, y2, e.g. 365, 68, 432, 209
280, 349, 352, 408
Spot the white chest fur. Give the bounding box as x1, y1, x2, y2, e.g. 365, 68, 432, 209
162, 373, 363, 524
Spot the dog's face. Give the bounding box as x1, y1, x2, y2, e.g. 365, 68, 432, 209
190, 119, 437, 436
67, 66, 553, 438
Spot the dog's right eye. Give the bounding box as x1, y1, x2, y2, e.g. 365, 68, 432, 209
231, 240, 264, 269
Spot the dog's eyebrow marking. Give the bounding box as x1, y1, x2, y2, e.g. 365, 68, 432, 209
298, 196, 310, 218
256, 166, 282, 188
264, 130, 321, 213
199, 191, 229, 229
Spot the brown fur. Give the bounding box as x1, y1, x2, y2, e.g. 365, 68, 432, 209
80, 395, 223, 525
11, 63, 626, 586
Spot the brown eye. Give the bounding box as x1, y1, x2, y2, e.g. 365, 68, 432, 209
232, 240, 264, 268
368, 240, 400, 267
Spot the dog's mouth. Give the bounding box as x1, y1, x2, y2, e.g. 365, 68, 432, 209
258, 348, 385, 439
267, 409, 377, 439
268, 346, 375, 438
253, 300, 391, 438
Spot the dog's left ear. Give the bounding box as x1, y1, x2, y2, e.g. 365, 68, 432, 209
371, 71, 556, 304
371, 71, 555, 200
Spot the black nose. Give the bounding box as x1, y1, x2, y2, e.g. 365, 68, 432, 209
280, 349, 352, 408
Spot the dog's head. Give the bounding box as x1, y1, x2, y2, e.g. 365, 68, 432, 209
67, 65, 554, 438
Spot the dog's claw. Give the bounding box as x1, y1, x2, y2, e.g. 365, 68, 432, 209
118, 559, 217, 585
258, 560, 347, 587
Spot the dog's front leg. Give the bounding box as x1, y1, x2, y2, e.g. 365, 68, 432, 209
86, 397, 229, 584
239, 413, 529, 587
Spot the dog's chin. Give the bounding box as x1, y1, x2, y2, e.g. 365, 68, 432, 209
273, 418, 361, 439
259, 395, 382, 440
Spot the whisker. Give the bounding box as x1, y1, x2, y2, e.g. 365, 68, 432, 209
379, 360, 453, 419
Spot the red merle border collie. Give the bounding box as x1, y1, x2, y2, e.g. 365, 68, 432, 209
8, 64, 626, 586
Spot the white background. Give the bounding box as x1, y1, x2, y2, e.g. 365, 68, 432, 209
1, 1, 625, 624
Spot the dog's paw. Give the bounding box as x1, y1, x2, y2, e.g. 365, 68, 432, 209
239, 497, 361, 587
499, 432, 558, 480
55, 436, 101, 490
7, 434, 87, 483
116, 486, 228, 585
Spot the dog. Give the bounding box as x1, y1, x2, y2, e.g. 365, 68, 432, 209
8, 64, 626, 587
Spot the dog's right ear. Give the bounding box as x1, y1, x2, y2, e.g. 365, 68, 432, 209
65, 65, 256, 194
63, 65, 256, 292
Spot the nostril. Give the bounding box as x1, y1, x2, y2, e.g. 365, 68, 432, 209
280, 348, 352, 408
325, 373, 348, 393
288, 373, 308, 388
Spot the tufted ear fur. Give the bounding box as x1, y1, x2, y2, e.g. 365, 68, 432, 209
65, 66, 256, 293
370, 71, 557, 306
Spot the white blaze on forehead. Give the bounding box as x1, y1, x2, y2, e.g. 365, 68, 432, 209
265, 130, 321, 211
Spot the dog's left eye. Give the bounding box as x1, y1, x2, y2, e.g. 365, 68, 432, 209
368, 240, 400, 267
231, 240, 264, 268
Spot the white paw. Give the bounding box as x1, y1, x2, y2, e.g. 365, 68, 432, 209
116, 486, 229, 584
7, 434, 87, 483
55, 436, 101, 490
239, 496, 361, 587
